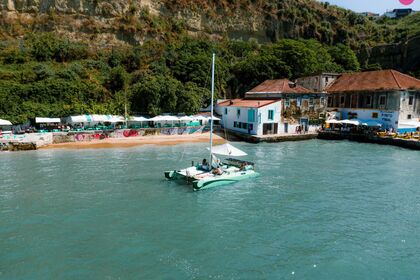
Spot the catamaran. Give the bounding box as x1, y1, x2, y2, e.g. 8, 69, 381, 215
164, 53, 259, 191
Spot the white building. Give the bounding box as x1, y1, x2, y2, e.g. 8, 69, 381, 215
216, 79, 326, 136
217, 99, 282, 135
325, 70, 420, 132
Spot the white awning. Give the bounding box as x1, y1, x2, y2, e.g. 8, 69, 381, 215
326, 119, 341, 124
35, 117, 61, 123
208, 115, 221, 121
208, 143, 248, 157
341, 119, 361, 126
129, 116, 149, 122
0, 119, 12, 126
399, 120, 420, 128
361, 120, 382, 127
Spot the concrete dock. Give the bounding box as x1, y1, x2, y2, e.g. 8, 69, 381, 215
318, 131, 420, 150
223, 129, 318, 143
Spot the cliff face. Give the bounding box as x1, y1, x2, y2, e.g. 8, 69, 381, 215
0, 0, 386, 46
360, 35, 420, 73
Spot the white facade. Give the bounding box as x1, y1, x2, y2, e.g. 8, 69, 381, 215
336, 108, 400, 129
219, 101, 282, 136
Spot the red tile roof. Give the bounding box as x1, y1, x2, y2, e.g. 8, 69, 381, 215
218, 99, 280, 108
326, 70, 420, 93
247, 79, 311, 94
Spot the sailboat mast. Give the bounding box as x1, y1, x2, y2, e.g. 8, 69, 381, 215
209, 52, 215, 166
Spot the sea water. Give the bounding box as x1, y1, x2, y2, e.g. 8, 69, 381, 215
1, 140, 419, 279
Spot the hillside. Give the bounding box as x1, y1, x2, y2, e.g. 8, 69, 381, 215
0, 0, 396, 47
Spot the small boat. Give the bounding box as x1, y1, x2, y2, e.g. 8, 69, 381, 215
164, 53, 259, 191
165, 143, 259, 191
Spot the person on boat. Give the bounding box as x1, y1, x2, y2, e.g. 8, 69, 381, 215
240, 162, 247, 171
201, 159, 210, 171
212, 167, 223, 175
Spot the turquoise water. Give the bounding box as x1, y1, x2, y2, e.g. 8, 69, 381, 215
1, 140, 419, 279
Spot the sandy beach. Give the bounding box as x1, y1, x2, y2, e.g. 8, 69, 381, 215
42, 133, 226, 149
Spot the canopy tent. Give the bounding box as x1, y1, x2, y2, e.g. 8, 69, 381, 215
149, 115, 179, 122
129, 116, 149, 122
67, 115, 124, 123
208, 143, 248, 157
0, 119, 12, 126
149, 116, 165, 121
193, 115, 208, 121
161, 115, 179, 121
91, 114, 124, 123
35, 117, 61, 124
68, 115, 90, 123
178, 116, 194, 122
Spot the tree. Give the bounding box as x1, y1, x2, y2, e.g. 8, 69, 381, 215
176, 82, 207, 115
329, 43, 360, 71
130, 76, 162, 115
105, 66, 127, 93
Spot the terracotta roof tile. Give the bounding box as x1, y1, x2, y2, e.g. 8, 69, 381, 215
247, 79, 311, 94
327, 70, 420, 93
218, 99, 280, 108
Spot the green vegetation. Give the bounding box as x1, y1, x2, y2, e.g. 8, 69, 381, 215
0, 33, 362, 124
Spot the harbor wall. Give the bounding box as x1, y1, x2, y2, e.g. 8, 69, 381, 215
318, 131, 420, 150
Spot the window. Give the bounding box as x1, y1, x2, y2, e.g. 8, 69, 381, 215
248, 124, 253, 131
408, 114, 412, 119
247, 109, 255, 122
285, 98, 290, 107
233, 121, 237, 128
365, 95, 372, 106
379, 95, 387, 107
241, 123, 248, 129
409, 95, 414, 105
268, 110, 274, 120
340, 95, 345, 107
309, 98, 314, 106
237, 109, 241, 118
350, 94, 358, 108
327, 96, 333, 107
224, 108, 227, 115
372, 112, 378, 119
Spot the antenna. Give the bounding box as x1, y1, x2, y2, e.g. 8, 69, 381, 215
210, 52, 215, 166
